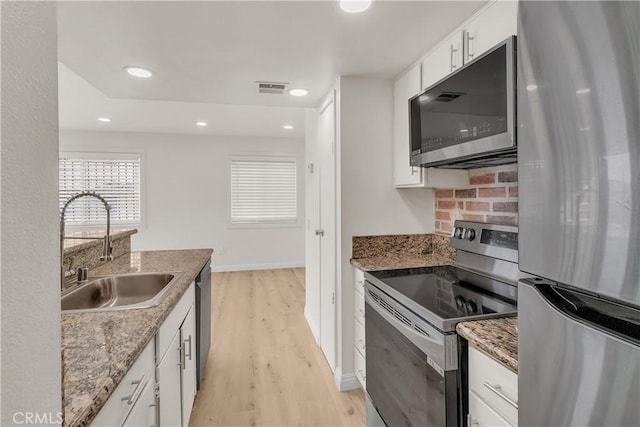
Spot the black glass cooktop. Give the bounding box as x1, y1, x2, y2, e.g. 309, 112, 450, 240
365, 266, 517, 332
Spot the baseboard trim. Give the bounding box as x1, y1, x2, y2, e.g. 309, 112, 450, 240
304, 306, 320, 343
334, 369, 362, 392
211, 261, 305, 272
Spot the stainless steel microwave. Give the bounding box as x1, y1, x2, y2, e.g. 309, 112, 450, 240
409, 36, 517, 169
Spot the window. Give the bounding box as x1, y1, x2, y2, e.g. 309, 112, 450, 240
59, 152, 142, 227
230, 156, 297, 225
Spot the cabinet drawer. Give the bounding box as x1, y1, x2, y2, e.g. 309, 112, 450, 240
469, 390, 512, 427
354, 347, 366, 390
354, 290, 365, 326
92, 339, 155, 427
355, 317, 366, 357
469, 346, 518, 425
355, 277, 365, 297
122, 374, 157, 427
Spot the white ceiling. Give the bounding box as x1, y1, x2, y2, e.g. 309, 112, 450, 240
58, 62, 306, 137
57, 0, 486, 136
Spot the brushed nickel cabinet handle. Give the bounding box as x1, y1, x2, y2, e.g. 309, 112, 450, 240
450, 44, 458, 71
483, 382, 518, 409
184, 335, 192, 361
121, 375, 147, 405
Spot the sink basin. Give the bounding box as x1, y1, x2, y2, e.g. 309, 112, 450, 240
61, 272, 184, 312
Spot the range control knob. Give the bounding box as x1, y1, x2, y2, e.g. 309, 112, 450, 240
454, 227, 465, 239
455, 295, 466, 309
465, 300, 478, 314
464, 228, 476, 241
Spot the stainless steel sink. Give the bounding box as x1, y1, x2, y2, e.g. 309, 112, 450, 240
61, 272, 184, 312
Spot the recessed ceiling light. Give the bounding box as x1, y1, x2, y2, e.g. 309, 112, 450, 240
283, 125, 294, 130
98, 117, 111, 122
196, 122, 207, 127
576, 88, 591, 95
526, 84, 538, 92
124, 66, 154, 78
288, 88, 308, 97
340, 0, 372, 14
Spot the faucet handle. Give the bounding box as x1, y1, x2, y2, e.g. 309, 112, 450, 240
77, 267, 89, 283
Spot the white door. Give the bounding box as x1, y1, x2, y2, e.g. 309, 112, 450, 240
463, 1, 517, 64
422, 31, 464, 90
181, 306, 197, 427
318, 93, 336, 371
158, 329, 182, 427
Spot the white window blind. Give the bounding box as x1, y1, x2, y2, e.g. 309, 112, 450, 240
230, 157, 297, 224
59, 152, 141, 227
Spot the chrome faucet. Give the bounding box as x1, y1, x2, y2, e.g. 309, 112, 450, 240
60, 191, 113, 286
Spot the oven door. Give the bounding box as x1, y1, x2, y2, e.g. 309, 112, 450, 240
365, 283, 458, 427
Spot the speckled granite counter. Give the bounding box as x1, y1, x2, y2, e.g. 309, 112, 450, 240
63, 229, 137, 254
350, 233, 455, 271
351, 253, 455, 271
456, 317, 518, 373
61, 249, 213, 427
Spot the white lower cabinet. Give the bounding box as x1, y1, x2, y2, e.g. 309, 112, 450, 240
92, 340, 156, 427
92, 282, 197, 427
468, 346, 518, 427
353, 268, 366, 389
122, 378, 158, 427
157, 329, 183, 427
157, 283, 197, 427
180, 306, 197, 427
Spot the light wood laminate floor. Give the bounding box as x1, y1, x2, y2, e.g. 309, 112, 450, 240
189, 268, 365, 427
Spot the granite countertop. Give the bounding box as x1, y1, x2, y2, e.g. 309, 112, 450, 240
61, 249, 213, 427
63, 229, 137, 254
456, 317, 518, 373
350, 233, 455, 271
351, 253, 455, 271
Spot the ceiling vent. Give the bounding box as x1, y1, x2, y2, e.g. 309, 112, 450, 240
256, 81, 288, 95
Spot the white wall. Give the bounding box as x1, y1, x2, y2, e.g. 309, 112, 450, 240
304, 77, 436, 387
337, 77, 436, 383
304, 108, 320, 341
1, 2, 62, 424
60, 130, 305, 271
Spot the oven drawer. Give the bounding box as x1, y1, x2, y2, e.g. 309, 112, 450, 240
354, 346, 366, 390
355, 317, 366, 357
469, 390, 512, 427
469, 346, 518, 425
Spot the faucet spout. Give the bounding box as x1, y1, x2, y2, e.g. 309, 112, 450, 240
60, 191, 113, 287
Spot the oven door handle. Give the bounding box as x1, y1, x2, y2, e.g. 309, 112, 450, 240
365, 289, 446, 370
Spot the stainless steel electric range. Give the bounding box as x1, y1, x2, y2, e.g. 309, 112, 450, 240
364, 220, 520, 427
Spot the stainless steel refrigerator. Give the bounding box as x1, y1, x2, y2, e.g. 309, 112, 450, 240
517, 1, 640, 426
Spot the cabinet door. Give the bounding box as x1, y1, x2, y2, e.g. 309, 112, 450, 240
393, 64, 422, 187
463, 1, 517, 63
158, 329, 183, 427
181, 306, 197, 427
421, 31, 463, 90
122, 378, 157, 427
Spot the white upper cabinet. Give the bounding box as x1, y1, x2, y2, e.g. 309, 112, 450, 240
391, 0, 516, 189
393, 64, 468, 189
463, 1, 518, 64
393, 64, 422, 187
421, 31, 464, 91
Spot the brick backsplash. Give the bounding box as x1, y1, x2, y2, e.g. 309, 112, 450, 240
435, 164, 518, 235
